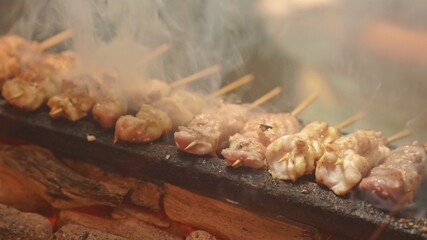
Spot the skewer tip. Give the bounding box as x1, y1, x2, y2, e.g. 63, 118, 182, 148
8, 91, 24, 100
232, 159, 242, 168
50, 108, 63, 117
184, 141, 198, 151
386, 129, 412, 144
278, 155, 289, 163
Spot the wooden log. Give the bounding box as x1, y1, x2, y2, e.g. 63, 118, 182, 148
62, 158, 163, 211
52, 224, 129, 240
0, 144, 128, 209
164, 184, 321, 240
0, 204, 52, 240
129, 181, 163, 211
0, 172, 50, 212
112, 205, 170, 228
186, 230, 218, 240
58, 210, 182, 240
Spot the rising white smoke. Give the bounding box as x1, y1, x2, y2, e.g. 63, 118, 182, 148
9, 0, 262, 94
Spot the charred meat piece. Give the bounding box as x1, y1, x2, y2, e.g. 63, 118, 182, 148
315, 130, 390, 195
2, 52, 75, 111
174, 104, 249, 156
359, 142, 427, 210
0, 35, 39, 88
266, 121, 340, 181
222, 113, 301, 169
114, 104, 172, 143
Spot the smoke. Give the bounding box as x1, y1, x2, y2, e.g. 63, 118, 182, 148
8, 0, 262, 93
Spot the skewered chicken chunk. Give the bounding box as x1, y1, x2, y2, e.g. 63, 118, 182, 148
2, 52, 75, 110
127, 79, 172, 111
175, 104, 250, 156
315, 130, 390, 195
222, 113, 302, 169
114, 104, 172, 143
47, 79, 97, 121
153, 90, 208, 128
0, 35, 39, 88
359, 142, 427, 210
116, 90, 209, 143
89, 72, 129, 128
265, 121, 340, 181
92, 93, 128, 128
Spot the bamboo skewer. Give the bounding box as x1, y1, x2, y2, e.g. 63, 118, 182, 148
335, 111, 366, 130
170, 65, 221, 88
37, 29, 75, 52
139, 43, 171, 65
248, 86, 282, 110
385, 129, 412, 144
208, 74, 254, 98
290, 92, 320, 116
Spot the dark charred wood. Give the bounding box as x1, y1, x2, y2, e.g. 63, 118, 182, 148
0, 100, 426, 240
0, 203, 52, 240
0, 143, 128, 209
52, 224, 129, 240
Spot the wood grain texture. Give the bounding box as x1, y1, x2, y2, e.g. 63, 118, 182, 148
164, 184, 321, 240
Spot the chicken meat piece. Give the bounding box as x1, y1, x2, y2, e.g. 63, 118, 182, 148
92, 94, 128, 128
127, 79, 171, 111
47, 80, 96, 121
152, 90, 209, 128
114, 104, 172, 143
315, 130, 390, 195
359, 142, 427, 210
174, 104, 249, 156
0, 35, 38, 88
2, 52, 75, 110
266, 121, 340, 181
222, 113, 302, 169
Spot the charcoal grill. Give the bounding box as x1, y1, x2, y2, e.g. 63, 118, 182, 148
0, 99, 425, 240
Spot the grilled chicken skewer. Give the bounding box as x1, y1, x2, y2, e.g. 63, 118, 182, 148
97, 64, 221, 128
114, 73, 250, 144
315, 129, 411, 196
358, 142, 427, 210
0, 30, 74, 89
2, 52, 75, 111
222, 92, 319, 169
174, 86, 281, 156
47, 74, 102, 121
265, 112, 365, 181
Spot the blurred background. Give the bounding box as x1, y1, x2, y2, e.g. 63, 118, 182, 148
0, 0, 426, 143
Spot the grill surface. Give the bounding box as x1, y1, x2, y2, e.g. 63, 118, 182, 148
0, 99, 425, 240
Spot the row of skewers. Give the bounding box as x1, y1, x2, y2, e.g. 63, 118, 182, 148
0, 32, 426, 212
